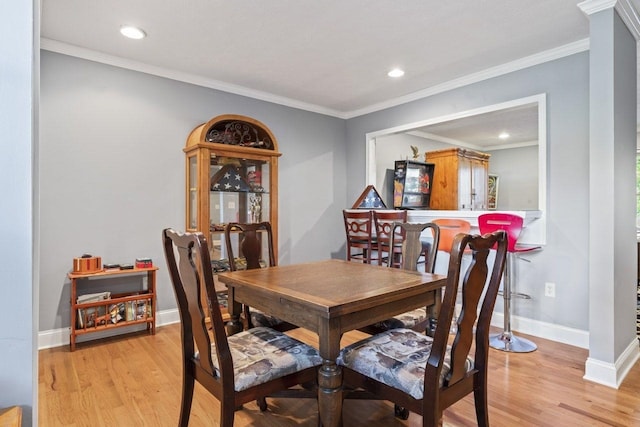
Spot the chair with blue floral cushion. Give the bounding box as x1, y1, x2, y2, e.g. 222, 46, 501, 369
163, 228, 322, 427
338, 230, 507, 426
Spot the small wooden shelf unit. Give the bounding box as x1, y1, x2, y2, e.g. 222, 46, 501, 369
68, 267, 158, 351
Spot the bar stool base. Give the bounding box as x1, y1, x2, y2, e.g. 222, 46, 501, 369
489, 332, 537, 353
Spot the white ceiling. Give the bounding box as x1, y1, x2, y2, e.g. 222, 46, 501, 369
410, 103, 540, 150
41, 0, 601, 117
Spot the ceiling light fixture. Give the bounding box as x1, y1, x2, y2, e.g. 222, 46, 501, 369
498, 132, 510, 140
120, 25, 146, 40
387, 68, 405, 78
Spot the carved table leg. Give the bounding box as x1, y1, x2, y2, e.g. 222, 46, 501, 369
318, 360, 342, 427
225, 288, 244, 336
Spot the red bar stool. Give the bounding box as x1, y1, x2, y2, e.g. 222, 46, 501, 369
478, 213, 541, 352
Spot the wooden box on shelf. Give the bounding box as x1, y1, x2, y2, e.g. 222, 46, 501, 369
68, 267, 158, 351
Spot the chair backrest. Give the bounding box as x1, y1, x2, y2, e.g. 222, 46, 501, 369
343, 209, 375, 263
224, 222, 276, 270
432, 218, 471, 253
373, 210, 408, 241
389, 222, 440, 273
343, 209, 374, 241
477, 213, 523, 252
427, 230, 507, 392
162, 228, 234, 390
373, 210, 407, 242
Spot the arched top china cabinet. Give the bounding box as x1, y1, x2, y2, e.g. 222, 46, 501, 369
184, 114, 282, 264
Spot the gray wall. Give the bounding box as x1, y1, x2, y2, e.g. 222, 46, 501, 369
1, 1, 37, 422
489, 146, 538, 210
346, 53, 591, 332
39, 51, 347, 332
587, 9, 638, 364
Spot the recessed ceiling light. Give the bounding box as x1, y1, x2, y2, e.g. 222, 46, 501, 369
387, 68, 405, 78
498, 132, 510, 140
120, 25, 146, 40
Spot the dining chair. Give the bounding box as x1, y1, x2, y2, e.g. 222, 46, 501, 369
162, 228, 322, 427
373, 210, 408, 267
224, 222, 296, 332
338, 230, 508, 426
343, 209, 378, 264
359, 222, 440, 336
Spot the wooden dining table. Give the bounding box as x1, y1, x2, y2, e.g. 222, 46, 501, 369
217, 259, 446, 427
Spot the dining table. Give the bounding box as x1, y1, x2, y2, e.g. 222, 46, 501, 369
217, 259, 446, 427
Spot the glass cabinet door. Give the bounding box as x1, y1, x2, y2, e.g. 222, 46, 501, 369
187, 155, 198, 230
209, 155, 270, 261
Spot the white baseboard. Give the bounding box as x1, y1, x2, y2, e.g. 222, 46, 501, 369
490, 311, 589, 349
583, 338, 640, 389
38, 308, 180, 350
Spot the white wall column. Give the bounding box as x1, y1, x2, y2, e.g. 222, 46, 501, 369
579, 0, 640, 388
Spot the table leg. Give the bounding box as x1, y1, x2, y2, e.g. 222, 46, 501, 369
225, 288, 243, 336
318, 319, 343, 427
318, 360, 342, 427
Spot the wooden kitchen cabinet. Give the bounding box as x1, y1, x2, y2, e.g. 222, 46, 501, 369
424, 147, 490, 210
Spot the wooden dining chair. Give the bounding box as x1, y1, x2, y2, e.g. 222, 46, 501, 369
373, 210, 408, 267
343, 209, 378, 264
163, 228, 322, 427
339, 230, 508, 426
224, 222, 296, 332
359, 222, 440, 336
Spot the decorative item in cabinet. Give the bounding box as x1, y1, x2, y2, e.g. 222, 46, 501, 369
424, 147, 490, 210
393, 160, 435, 209
68, 267, 158, 351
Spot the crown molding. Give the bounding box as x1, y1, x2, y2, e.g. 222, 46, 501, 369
578, 0, 640, 41
41, 37, 589, 121
344, 39, 589, 119
578, 0, 617, 15
40, 38, 347, 119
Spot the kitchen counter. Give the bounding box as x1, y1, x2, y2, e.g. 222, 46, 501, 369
407, 209, 544, 245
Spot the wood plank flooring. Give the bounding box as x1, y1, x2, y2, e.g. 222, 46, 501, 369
39, 324, 640, 426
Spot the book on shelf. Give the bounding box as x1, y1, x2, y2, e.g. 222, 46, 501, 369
76, 291, 111, 329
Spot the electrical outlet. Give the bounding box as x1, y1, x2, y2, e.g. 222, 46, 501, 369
544, 282, 556, 298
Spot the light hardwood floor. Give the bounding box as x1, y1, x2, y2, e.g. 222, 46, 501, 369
39, 324, 640, 426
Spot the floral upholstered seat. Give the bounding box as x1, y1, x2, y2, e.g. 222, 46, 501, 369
376, 307, 428, 331
207, 327, 322, 391
337, 328, 472, 399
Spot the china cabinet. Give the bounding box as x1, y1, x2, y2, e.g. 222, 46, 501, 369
424, 148, 490, 210
184, 114, 281, 266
